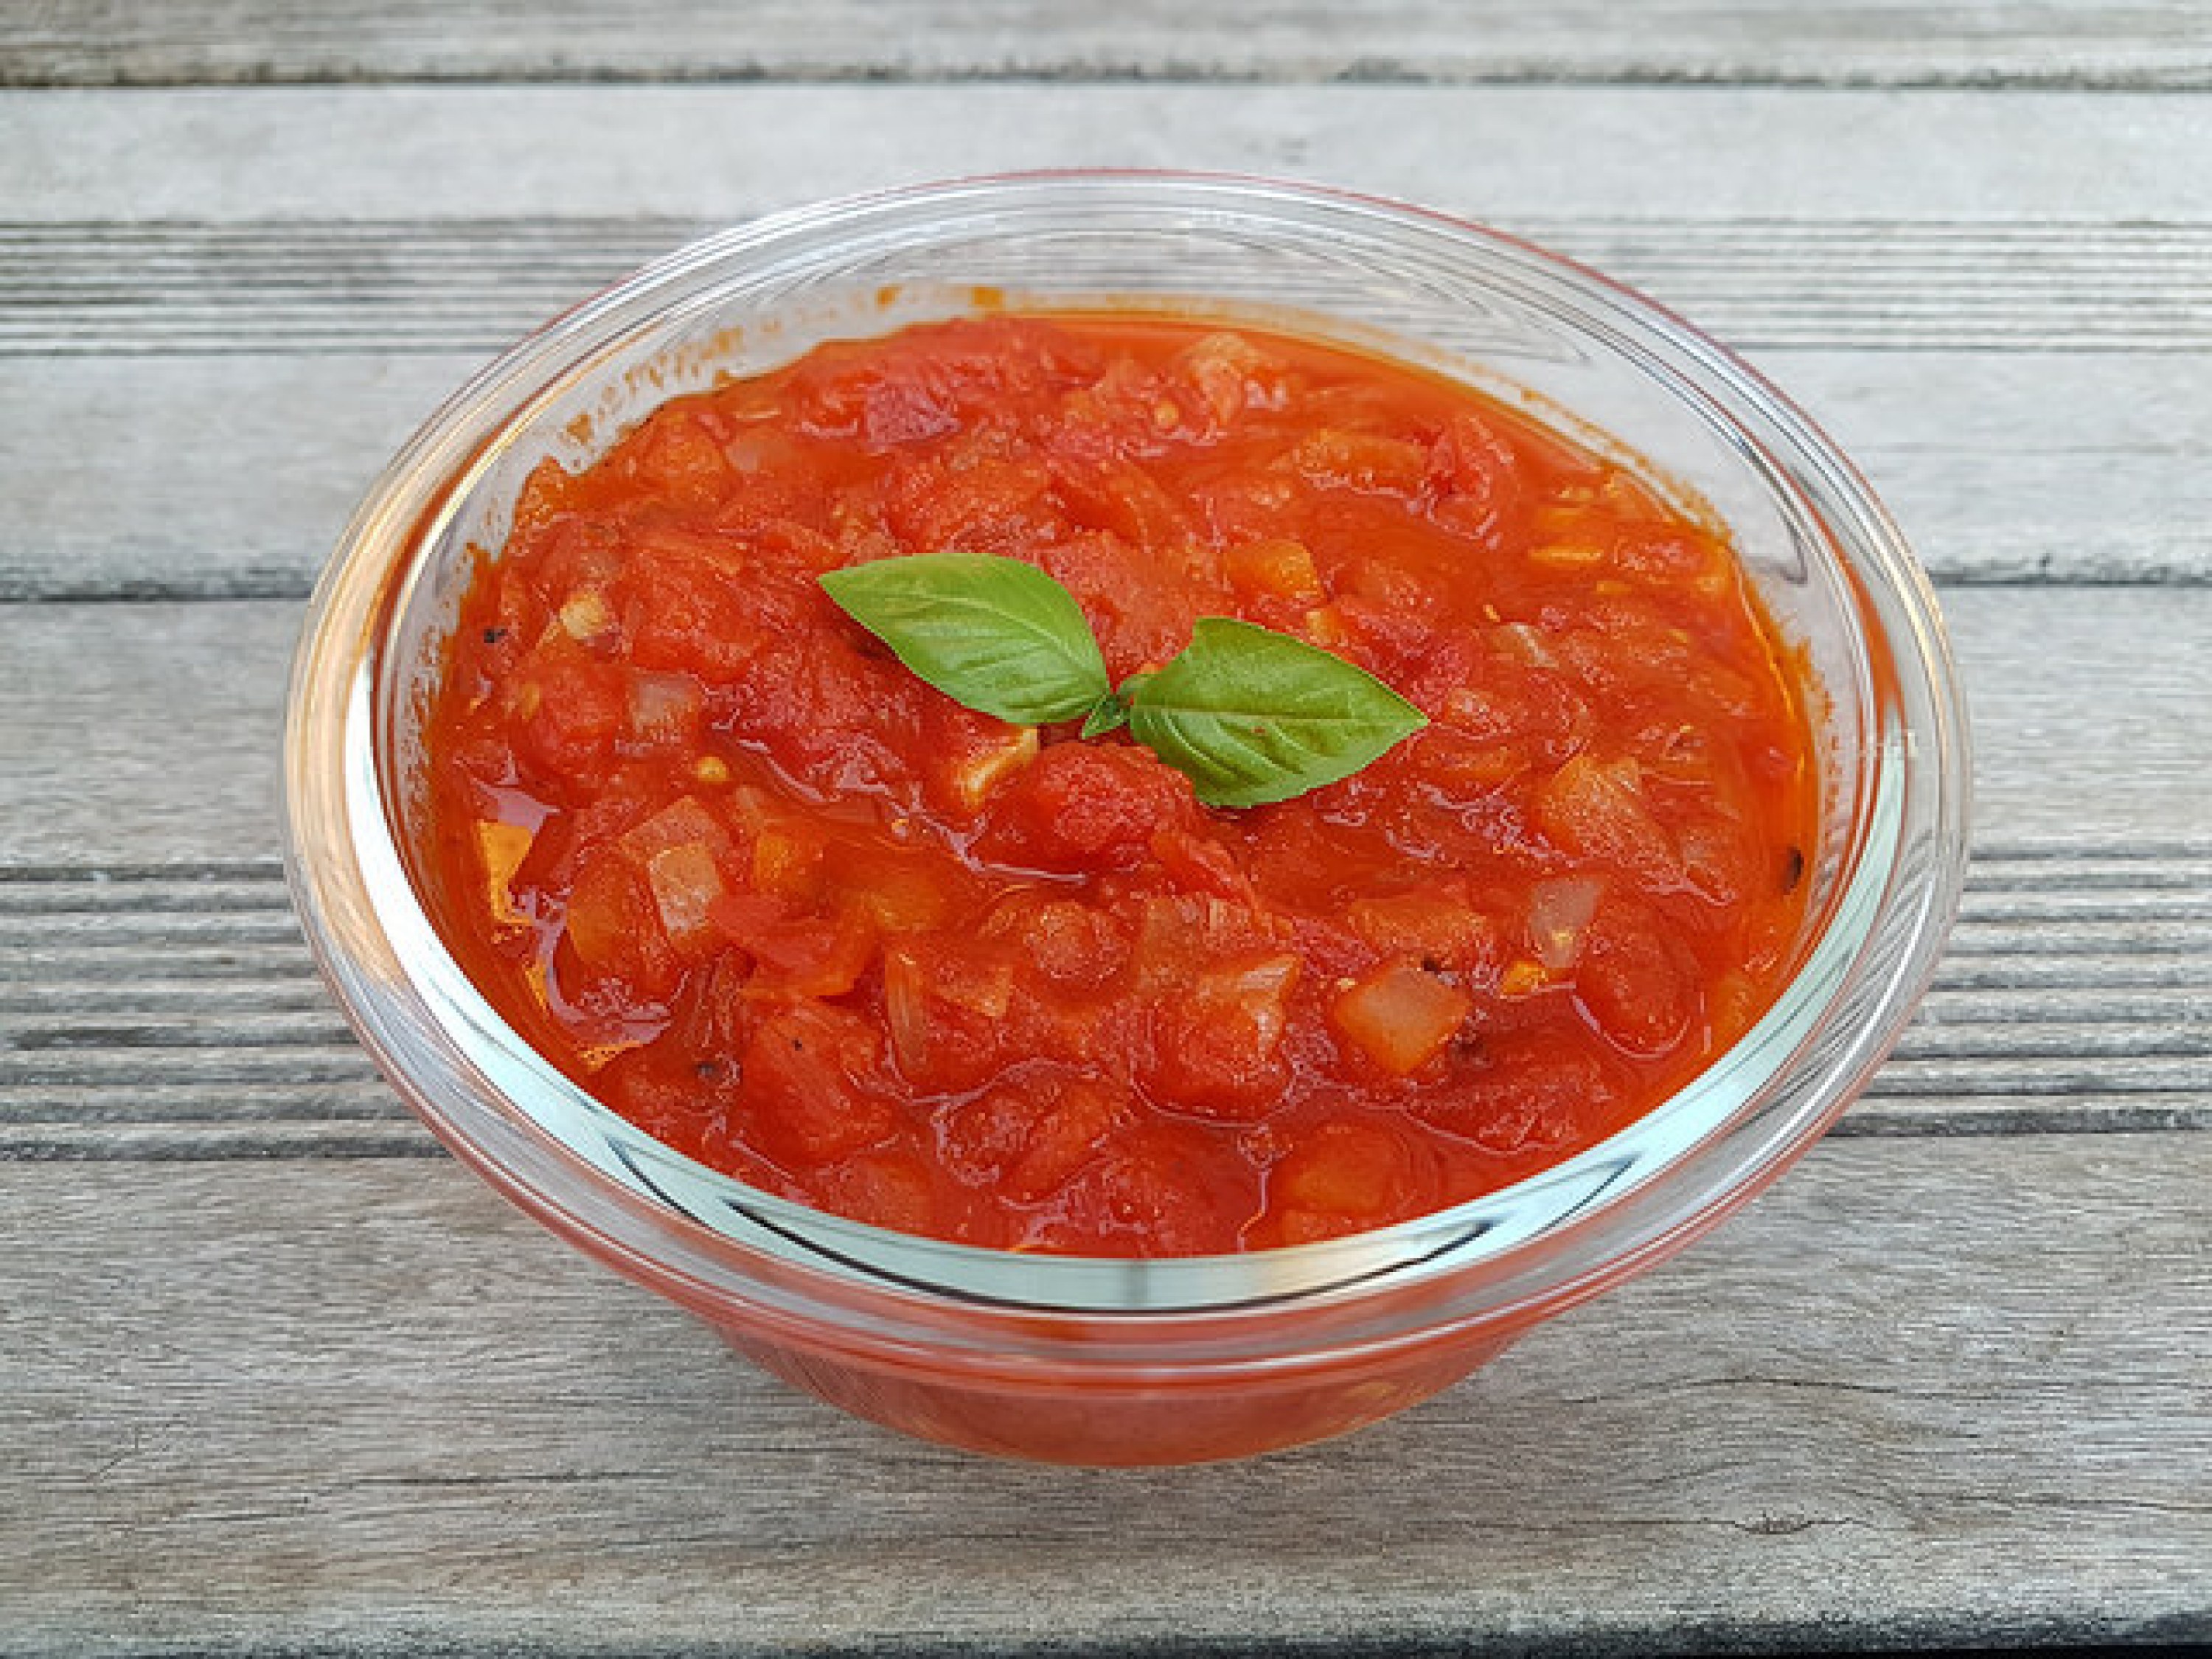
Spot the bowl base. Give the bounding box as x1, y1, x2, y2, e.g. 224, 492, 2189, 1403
717, 1324, 1517, 1464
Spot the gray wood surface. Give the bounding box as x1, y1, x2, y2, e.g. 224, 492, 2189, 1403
10, 349, 2208, 599
1, 87, 2206, 598
3, 23, 2209, 1655
15, 86, 2208, 223
13, 218, 2207, 358
5, 1138, 2209, 1656
5, 1, 2208, 89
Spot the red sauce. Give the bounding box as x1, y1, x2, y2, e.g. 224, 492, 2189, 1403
419, 315, 1818, 1256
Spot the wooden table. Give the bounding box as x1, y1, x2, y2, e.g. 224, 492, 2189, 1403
4, 8, 2208, 1654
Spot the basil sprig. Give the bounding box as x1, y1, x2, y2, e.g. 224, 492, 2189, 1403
820, 552, 1426, 807
818, 552, 1110, 726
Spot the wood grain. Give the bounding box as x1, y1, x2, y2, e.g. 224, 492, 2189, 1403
9, 215, 2208, 358
1, 1138, 2205, 1652
7, 347, 2208, 600
4, 0, 2208, 90
4, 88, 2202, 599
10, 87, 2209, 226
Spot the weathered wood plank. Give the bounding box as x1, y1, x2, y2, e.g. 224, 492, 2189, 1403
7, 87, 2208, 226
3, 0, 2208, 90
0, 600, 288, 867
8, 347, 2207, 600
0, 353, 445, 601
2, 1138, 2205, 1652
12, 217, 2208, 358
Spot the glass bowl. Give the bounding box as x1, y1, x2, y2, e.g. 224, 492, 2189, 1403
284, 173, 1970, 1464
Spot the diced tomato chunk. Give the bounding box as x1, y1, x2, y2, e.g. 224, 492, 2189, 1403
563, 852, 678, 998
1141, 953, 1301, 1121
1413, 1035, 1621, 1154
985, 896, 1132, 992
515, 653, 627, 793
1045, 1122, 1263, 1257
1256, 1117, 1431, 1246
1572, 901, 1700, 1057
815, 1147, 942, 1237
740, 1004, 899, 1166
1291, 428, 1430, 495
942, 1068, 1134, 1204
1224, 537, 1324, 602
744, 910, 877, 999
880, 936, 1028, 1093
1346, 891, 1499, 977
984, 740, 1195, 873
1534, 754, 1688, 894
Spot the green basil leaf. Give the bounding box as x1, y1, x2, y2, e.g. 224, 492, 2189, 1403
820, 552, 1110, 726
1078, 678, 1144, 740
1127, 618, 1428, 807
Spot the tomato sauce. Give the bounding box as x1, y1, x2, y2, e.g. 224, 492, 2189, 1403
418, 315, 1818, 1256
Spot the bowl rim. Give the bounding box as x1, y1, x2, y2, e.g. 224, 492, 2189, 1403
284, 168, 1971, 1338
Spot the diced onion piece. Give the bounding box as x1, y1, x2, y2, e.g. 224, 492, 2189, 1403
557, 587, 616, 641
1198, 953, 1301, 1057
618, 795, 731, 865
627, 669, 703, 743
645, 841, 727, 959
1528, 875, 1605, 972
1329, 960, 1472, 1077
941, 724, 1038, 813
880, 945, 930, 1077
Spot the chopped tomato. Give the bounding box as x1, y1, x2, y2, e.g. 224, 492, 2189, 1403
421, 314, 1819, 1256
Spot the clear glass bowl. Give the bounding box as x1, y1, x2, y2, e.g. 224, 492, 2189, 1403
285, 173, 1970, 1464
